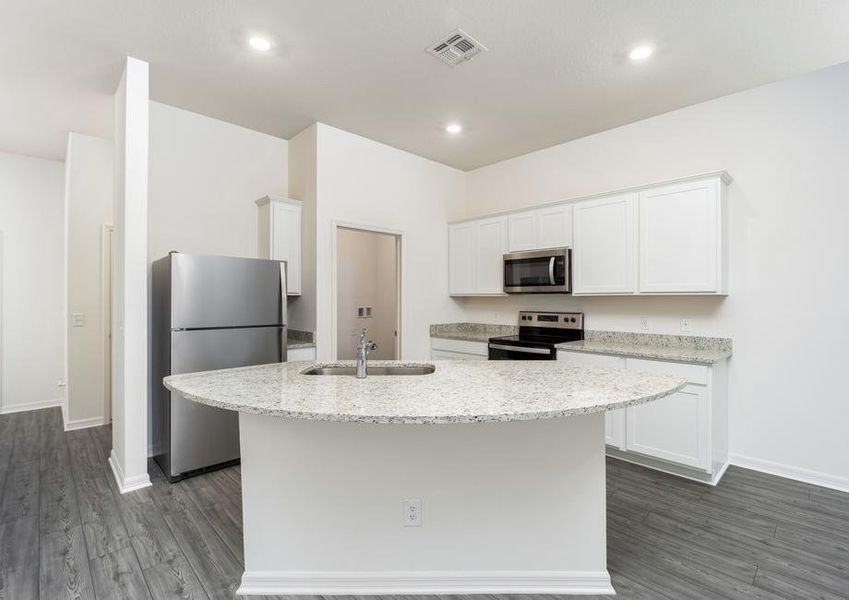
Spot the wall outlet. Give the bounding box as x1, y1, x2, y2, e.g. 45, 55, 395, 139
402, 499, 422, 527
680, 318, 691, 333
640, 318, 649, 331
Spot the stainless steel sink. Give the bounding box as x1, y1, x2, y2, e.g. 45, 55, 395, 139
301, 365, 435, 376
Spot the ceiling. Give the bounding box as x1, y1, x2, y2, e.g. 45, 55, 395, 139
3, 0, 849, 170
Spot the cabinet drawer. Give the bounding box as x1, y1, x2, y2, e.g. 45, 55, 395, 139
626, 357, 707, 385
431, 337, 488, 358
558, 351, 625, 369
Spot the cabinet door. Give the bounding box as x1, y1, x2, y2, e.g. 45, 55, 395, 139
448, 223, 476, 295
475, 217, 508, 294
572, 193, 636, 294
508, 211, 537, 251
639, 178, 720, 293
536, 204, 573, 249
625, 383, 709, 470
272, 202, 302, 295
557, 350, 626, 448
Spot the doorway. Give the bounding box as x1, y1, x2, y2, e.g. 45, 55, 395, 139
335, 226, 400, 360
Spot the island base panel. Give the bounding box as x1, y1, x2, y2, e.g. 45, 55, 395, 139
237, 413, 612, 596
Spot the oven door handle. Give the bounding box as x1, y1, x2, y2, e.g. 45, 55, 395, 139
489, 343, 552, 355
549, 256, 556, 285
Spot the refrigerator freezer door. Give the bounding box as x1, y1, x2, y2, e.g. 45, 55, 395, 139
170, 253, 287, 329
168, 326, 284, 478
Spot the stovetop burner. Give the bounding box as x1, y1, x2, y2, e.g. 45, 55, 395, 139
488, 312, 584, 360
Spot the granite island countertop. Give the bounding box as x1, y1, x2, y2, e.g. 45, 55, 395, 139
164, 360, 685, 425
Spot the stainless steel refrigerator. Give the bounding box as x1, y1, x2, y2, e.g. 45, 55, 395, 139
152, 252, 287, 482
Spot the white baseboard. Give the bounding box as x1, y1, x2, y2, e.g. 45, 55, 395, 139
730, 453, 849, 494
108, 449, 152, 494
0, 397, 63, 415
237, 570, 614, 596
63, 415, 106, 431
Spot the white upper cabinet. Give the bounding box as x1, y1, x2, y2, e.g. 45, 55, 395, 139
572, 193, 637, 295
507, 204, 572, 252
536, 204, 573, 249
639, 176, 726, 294
475, 217, 508, 294
507, 211, 537, 251
448, 222, 476, 295
256, 196, 302, 296
448, 217, 507, 296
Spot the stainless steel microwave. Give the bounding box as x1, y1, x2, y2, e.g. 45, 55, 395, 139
503, 248, 571, 293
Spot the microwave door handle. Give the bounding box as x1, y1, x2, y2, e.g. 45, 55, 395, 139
549, 256, 556, 285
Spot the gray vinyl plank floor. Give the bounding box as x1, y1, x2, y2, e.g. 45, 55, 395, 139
0, 407, 847, 599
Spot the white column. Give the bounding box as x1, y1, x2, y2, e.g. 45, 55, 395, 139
109, 56, 151, 493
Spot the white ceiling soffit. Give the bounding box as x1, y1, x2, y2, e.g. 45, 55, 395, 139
2, 0, 849, 169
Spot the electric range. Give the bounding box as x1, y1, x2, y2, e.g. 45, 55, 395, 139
488, 311, 584, 360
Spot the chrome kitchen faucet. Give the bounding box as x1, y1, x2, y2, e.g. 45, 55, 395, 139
356, 328, 377, 378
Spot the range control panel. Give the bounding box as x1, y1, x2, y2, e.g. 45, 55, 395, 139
518, 311, 583, 329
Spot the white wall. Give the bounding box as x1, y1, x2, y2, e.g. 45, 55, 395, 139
148, 102, 288, 262
65, 133, 112, 426
314, 124, 467, 361
461, 62, 849, 486
111, 56, 151, 492
0, 151, 65, 413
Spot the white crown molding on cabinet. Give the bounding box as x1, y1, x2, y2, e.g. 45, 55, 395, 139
237, 570, 614, 596
448, 170, 732, 224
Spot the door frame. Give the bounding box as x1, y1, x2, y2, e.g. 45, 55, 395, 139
330, 221, 404, 361
101, 224, 114, 423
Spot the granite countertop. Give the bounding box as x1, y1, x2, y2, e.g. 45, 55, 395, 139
557, 331, 732, 365
429, 323, 517, 343
163, 360, 685, 425
287, 329, 315, 349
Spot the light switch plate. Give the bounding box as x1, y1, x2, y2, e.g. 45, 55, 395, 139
71, 312, 86, 327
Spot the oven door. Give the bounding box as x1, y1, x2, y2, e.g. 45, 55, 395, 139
503, 248, 570, 293
488, 343, 556, 360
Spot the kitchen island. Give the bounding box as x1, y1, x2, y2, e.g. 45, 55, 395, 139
165, 360, 685, 596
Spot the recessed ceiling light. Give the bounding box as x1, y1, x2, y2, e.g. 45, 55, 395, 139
628, 45, 654, 61
445, 123, 463, 134
248, 36, 273, 52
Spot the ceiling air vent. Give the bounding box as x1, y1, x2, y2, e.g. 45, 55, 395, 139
427, 29, 487, 67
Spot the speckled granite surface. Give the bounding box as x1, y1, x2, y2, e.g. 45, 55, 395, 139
557, 330, 732, 365
164, 360, 685, 424
287, 329, 315, 349
429, 322, 518, 343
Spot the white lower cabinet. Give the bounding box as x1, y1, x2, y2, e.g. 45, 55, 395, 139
287, 346, 316, 362
558, 350, 728, 484
430, 338, 488, 360
557, 351, 626, 449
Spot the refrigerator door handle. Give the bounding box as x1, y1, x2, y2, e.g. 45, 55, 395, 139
280, 261, 288, 362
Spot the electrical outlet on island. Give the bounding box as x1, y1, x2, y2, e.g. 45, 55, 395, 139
403, 499, 422, 527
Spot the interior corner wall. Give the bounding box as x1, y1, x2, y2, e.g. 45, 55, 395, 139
65, 133, 113, 426
0, 151, 65, 414
461, 62, 849, 486
313, 123, 467, 361
286, 125, 317, 334
146, 101, 288, 453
